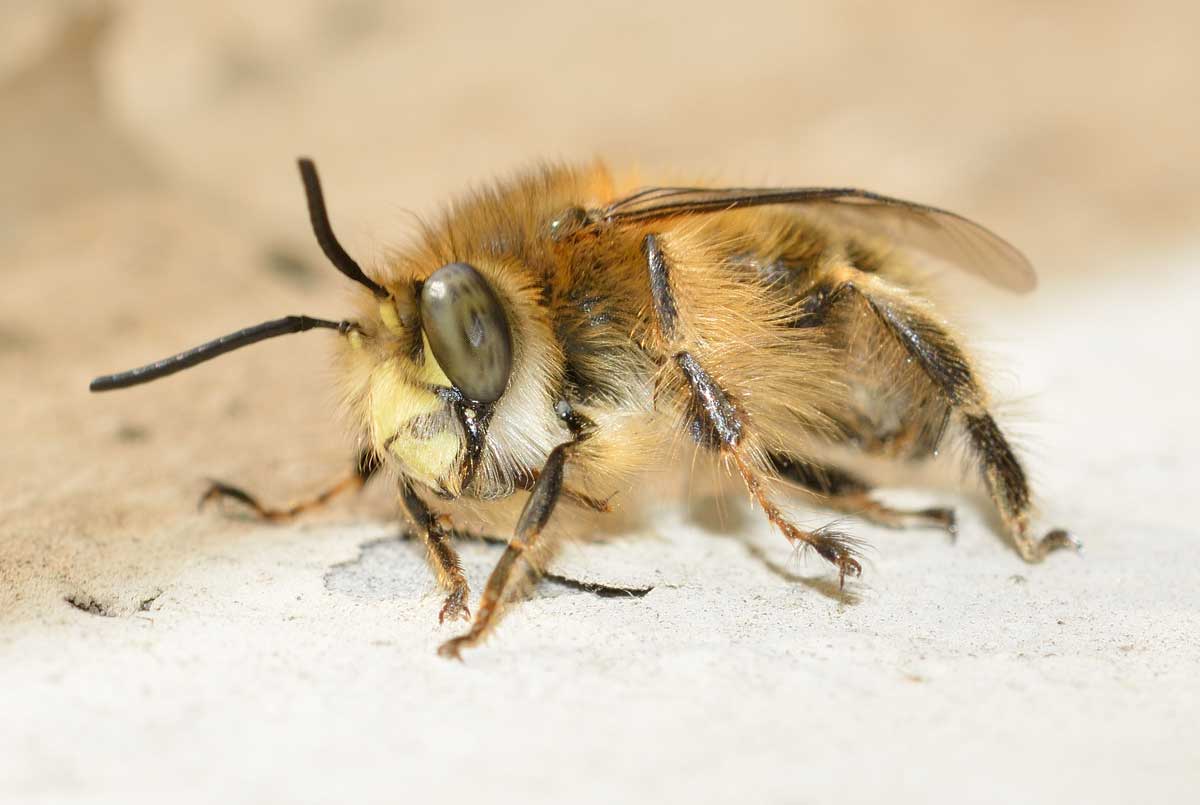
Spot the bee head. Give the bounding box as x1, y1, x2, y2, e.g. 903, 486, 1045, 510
344, 253, 526, 492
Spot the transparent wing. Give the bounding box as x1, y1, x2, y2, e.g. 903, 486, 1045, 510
599, 186, 1036, 293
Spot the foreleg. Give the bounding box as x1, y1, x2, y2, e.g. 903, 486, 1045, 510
398, 480, 472, 624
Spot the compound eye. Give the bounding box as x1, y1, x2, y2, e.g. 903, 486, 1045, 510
419, 262, 513, 403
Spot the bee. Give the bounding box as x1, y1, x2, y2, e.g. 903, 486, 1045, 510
91, 158, 1079, 658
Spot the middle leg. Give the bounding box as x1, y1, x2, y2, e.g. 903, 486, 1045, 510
645, 234, 865, 586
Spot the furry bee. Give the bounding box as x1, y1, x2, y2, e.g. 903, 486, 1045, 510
91, 158, 1079, 658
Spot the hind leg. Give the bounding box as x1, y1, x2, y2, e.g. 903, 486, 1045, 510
805, 267, 1077, 561
769, 453, 956, 536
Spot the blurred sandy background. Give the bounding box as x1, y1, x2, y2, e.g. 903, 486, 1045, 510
2, 2, 1198, 803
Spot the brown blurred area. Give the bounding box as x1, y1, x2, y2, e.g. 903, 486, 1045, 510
5, 1, 1199, 260
1, 0, 1197, 600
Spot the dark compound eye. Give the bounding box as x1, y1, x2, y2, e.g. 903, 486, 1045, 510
419, 262, 513, 403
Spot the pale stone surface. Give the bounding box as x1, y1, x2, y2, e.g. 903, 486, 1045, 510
2, 3, 1198, 803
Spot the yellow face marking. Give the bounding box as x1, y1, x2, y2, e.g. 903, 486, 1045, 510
416, 332, 453, 388
376, 301, 452, 389
369, 362, 441, 439
389, 431, 461, 483
379, 300, 403, 334
369, 361, 459, 483
347, 330, 364, 350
